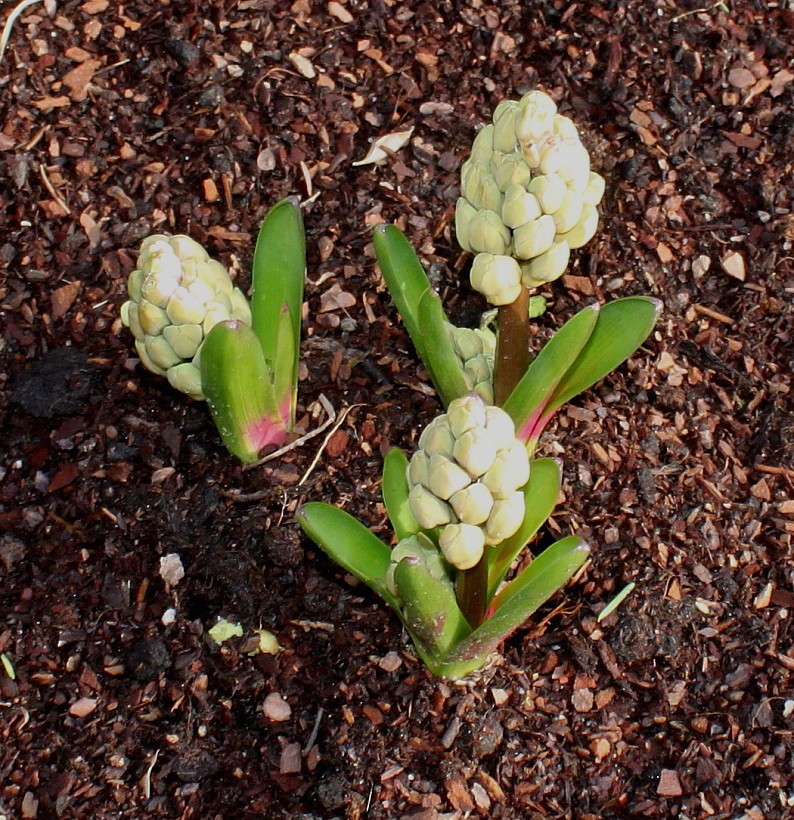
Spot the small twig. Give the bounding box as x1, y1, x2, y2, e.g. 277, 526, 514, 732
38, 163, 71, 214
754, 463, 794, 479
298, 403, 362, 486
0, 0, 44, 68
693, 304, 734, 325
670, 0, 728, 23
302, 707, 324, 754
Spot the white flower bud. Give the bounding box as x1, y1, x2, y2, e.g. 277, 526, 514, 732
557, 203, 599, 250
453, 428, 497, 478
121, 233, 252, 400
455, 197, 479, 253
484, 492, 526, 545
450, 482, 494, 525
551, 190, 584, 234
407, 449, 431, 488
469, 253, 523, 306
484, 406, 517, 450
502, 185, 542, 230
521, 241, 570, 286
418, 418, 455, 458
163, 323, 204, 359
447, 394, 488, 438
481, 441, 530, 498
438, 523, 485, 570
470, 124, 495, 163
467, 210, 511, 256
428, 454, 472, 501
408, 484, 454, 529
528, 174, 567, 215
167, 362, 204, 400
513, 215, 556, 260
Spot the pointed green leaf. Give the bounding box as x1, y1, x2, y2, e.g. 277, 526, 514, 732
416, 289, 471, 405
487, 457, 561, 598
373, 224, 432, 357
296, 502, 399, 610
374, 225, 469, 405
382, 448, 420, 540
271, 303, 297, 426
450, 536, 589, 663
504, 304, 599, 440
250, 197, 306, 429
393, 556, 471, 658
546, 296, 661, 410
200, 320, 285, 462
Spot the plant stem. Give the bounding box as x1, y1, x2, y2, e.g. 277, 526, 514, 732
457, 556, 489, 628
493, 286, 530, 406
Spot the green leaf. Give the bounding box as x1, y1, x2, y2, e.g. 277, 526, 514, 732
506, 297, 661, 445
503, 303, 598, 440
416, 289, 471, 405
374, 225, 469, 406
201, 320, 285, 462
250, 196, 306, 429
373, 224, 432, 357
393, 557, 471, 659
382, 448, 420, 540
487, 457, 561, 598
547, 296, 661, 410
296, 502, 399, 610
450, 536, 589, 663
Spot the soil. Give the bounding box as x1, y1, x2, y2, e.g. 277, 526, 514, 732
1, 1, 792, 818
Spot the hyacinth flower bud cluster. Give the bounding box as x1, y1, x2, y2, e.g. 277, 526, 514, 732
121, 235, 251, 400
445, 322, 496, 404
456, 90, 606, 305
406, 394, 530, 570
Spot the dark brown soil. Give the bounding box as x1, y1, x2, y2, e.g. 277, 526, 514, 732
1, 2, 792, 818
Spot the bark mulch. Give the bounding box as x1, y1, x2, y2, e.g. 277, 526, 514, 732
1, 1, 792, 818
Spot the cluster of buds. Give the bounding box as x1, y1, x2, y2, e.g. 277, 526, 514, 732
120, 235, 251, 400
446, 322, 496, 403
406, 394, 530, 570
456, 90, 605, 305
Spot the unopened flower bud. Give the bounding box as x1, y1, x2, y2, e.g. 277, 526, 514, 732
408, 484, 454, 529
484, 492, 526, 545
469, 253, 523, 306
438, 523, 485, 570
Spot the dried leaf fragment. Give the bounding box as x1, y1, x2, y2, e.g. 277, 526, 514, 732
62, 58, 101, 101
352, 127, 413, 166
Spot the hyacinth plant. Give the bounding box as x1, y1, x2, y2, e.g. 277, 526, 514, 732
120, 197, 305, 462
298, 91, 661, 679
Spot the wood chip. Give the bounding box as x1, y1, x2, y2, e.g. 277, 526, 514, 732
51, 281, 81, 320
62, 59, 101, 101
571, 688, 594, 712
202, 178, 219, 202
657, 768, 683, 797
352, 127, 413, 166
288, 52, 316, 78
327, 1, 353, 23
377, 651, 402, 672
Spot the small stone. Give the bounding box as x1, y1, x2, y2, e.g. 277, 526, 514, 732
159, 553, 185, 587
263, 692, 292, 721
720, 250, 745, 281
